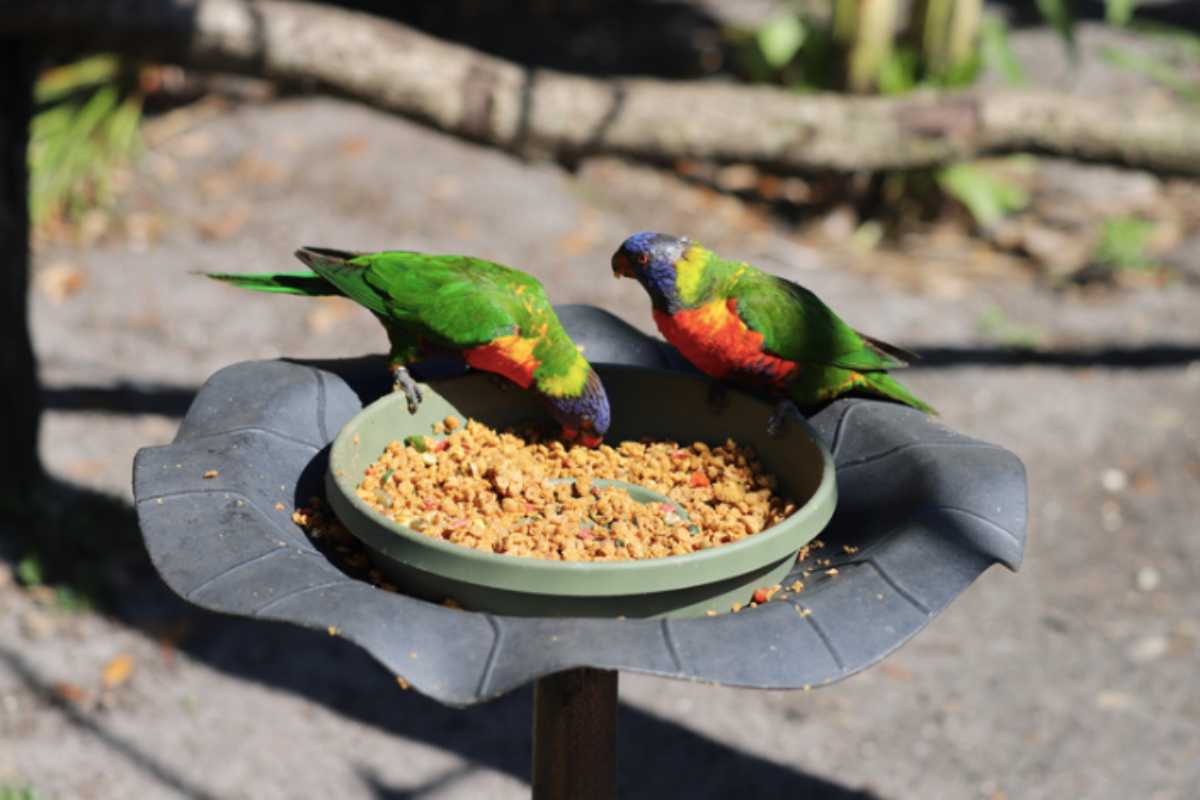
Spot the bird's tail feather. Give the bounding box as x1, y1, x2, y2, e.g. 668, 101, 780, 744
294, 246, 364, 269
292, 246, 391, 316
857, 332, 920, 367
203, 271, 338, 296
864, 372, 936, 414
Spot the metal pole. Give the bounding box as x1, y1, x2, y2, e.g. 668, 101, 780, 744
531, 668, 618, 800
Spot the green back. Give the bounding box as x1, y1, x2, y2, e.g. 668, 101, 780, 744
697, 251, 904, 372
303, 249, 589, 392
348, 251, 534, 344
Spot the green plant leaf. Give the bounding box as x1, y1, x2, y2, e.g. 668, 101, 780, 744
1127, 20, 1200, 60
757, 14, 806, 70
1100, 45, 1200, 104
0, 786, 39, 800
1093, 216, 1158, 270
936, 162, 1029, 229
105, 96, 144, 155
30, 104, 75, 143
937, 52, 983, 88
1036, 0, 1077, 54
29, 56, 145, 226
1106, 0, 1138, 26
878, 46, 920, 95
981, 17, 1026, 85
34, 54, 121, 104
54, 585, 95, 614
16, 553, 43, 587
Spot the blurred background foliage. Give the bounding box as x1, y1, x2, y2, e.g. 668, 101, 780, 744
723, 0, 1198, 238
30, 55, 146, 232
25, 1, 1200, 278
725, 0, 1199, 95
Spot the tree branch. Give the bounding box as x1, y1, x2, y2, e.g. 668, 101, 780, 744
4, 0, 1199, 174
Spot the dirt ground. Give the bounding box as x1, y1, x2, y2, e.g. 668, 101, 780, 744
3, 95, 1199, 799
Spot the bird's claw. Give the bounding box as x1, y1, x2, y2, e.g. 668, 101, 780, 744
766, 399, 801, 438
706, 380, 731, 414
391, 366, 423, 414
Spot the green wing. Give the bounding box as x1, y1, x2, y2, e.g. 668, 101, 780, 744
727, 266, 907, 372
296, 247, 543, 347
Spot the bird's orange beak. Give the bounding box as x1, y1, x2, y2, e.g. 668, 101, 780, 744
611, 251, 635, 279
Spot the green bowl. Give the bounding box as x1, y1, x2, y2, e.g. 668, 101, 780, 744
325, 364, 837, 618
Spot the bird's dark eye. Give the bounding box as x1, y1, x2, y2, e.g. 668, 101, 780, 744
635, 253, 650, 266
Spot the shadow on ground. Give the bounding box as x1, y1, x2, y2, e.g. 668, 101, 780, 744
3, 475, 878, 800
36, 340, 1200, 421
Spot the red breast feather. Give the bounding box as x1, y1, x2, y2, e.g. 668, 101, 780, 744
463, 334, 538, 388
653, 299, 796, 387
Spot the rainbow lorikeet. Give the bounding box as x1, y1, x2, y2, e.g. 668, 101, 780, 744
206, 247, 611, 446
611, 232, 934, 431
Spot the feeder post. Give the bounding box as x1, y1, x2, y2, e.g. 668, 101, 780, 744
0, 38, 40, 512
531, 667, 618, 800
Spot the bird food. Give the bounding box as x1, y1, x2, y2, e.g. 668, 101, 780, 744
354, 416, 796, 561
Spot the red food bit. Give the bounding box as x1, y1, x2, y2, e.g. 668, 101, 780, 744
449, 518, 468, 529
432, 439, 450, 452
672, 449, 689, 460
577, 529, 594, 541
658, 503, 675, 515
421, 499, 437, 511
752, 588, 770, 604
689, 470, 711, 488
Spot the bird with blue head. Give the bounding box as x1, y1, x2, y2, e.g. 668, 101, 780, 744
612, 231, 934, 431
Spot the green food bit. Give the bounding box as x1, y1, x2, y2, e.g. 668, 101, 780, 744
403, 434, 429, 452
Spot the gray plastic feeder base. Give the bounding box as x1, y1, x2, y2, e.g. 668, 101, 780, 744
132, 305, 1027, 707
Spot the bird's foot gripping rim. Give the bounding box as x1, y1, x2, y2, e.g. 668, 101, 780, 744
390, 365, 424, 414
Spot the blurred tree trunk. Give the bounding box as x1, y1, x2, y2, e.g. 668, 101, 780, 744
0, 38, 41, 512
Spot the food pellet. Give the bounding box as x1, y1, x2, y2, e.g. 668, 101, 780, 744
751, 583, 782, 604
355, 418, 796, 562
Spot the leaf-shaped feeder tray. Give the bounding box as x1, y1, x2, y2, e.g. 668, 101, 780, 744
132, 305, 1027, 707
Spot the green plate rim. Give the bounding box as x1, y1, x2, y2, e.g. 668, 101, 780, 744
325, 365, 838, 597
